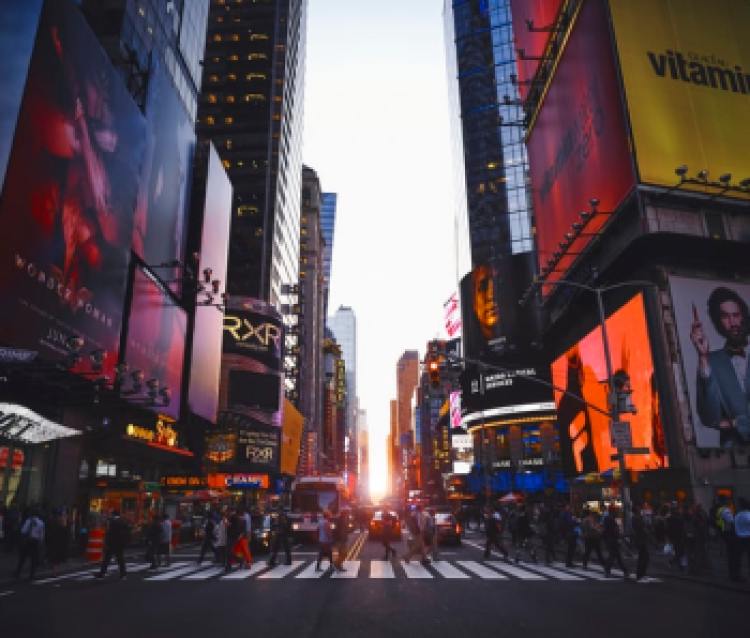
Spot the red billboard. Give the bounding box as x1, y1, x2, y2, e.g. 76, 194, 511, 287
526, 0, 635, 292
510, 0, 564, 101
188, 144, 233, 422
551, 293, 668, 475
124, 268, 186, 419
0, 0, 146, 378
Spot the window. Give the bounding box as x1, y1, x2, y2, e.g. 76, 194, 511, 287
227, 73, 237, 81
248, 52, 267, 61
231, 33, 240, 42
226, 95, 235, 103
207, 94, 217, 103
225, 139, 233, 149
245, 72, 266, 81
205, 115, 215, 125
222, 159, 232, 169
208, 74, 219, 83
250, 33, 269, 41
229, 54, 239, 61
224, 116, 234, 124
212, 33, 222, 42
244, 93, 265, 102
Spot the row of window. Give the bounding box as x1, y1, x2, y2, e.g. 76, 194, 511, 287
206, 93, 266, 104
211, 32, 269, 42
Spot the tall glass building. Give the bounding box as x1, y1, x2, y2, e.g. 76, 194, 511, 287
197, 0, 307, 310
443, 0, 533, 273
327, 305, 358, 472
320, 192, 337, 312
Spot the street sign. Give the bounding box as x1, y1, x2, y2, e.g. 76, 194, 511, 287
610, 420, 632, 449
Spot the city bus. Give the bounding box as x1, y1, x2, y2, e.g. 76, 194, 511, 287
288, 476, 348, 541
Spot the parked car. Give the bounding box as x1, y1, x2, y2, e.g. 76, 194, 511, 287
434, 511, 461, 545
368, 510, 401, 541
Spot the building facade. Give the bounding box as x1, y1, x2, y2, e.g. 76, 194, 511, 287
320, 192, 337, 314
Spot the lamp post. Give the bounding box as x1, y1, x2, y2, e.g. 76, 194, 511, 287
538, 278, 656, 533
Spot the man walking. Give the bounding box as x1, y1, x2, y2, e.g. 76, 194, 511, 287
332, 508, 349, 571
483, 505, 509, 560
14, 508, 45, 580
603, 505, 629, 579
560, 504, 578, 568
95, 510, 129, 580
268, 506, 292, 567
632, 506, 650, 581
382, 512, 397, 561
158, 514, 172, 567
581, 509, 605, 569
403, 506, 428, 565
197, 512, 217, 565
316, 510, 334, 572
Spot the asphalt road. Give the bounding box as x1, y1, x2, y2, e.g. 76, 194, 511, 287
1, 529, 744, 638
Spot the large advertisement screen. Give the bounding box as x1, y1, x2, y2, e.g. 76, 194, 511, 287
124, 268, 186, 419
0, 0, 145, 378
188, 144, 232, 422
610, 0, 750, 199
527, 0, 635, 291
509, 0, 564, 101
670, 276, 750, 449
551, 293, 667, 475
132, 60, 195, 278
220, 297, 283, 428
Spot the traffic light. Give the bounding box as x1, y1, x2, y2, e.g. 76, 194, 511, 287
428, 357, 440, 387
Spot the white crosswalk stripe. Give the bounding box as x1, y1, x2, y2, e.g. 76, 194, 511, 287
431, 561, 470, 579
401, 561, 433, 579
183, 566, 227, 580
221, 563, 268, 579
258, 560, 304, 579
143, 563, 199, 581
295, 561, 331, 579
518, 563, 584, 581
485, 561, 546, 580
550, 562, 614, 581
369, 560, 395, 579
457, 561, 507, 580
331, 560, 360, 579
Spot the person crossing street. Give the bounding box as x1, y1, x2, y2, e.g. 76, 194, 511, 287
95, 510, 129, 580
603, 505, 629, 580
483, 505, 509, 560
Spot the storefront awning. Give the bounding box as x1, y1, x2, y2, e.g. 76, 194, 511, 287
0, 403, 80, 444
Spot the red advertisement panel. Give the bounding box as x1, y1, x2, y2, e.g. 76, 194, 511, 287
551, 294, 668, 475
124, 268, 186, 419
0, 0, 145, 378
527, 0, 634, 291
510, 0, 564, 100
188, 145, 232, 422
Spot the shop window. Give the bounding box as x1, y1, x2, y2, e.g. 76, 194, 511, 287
95, 460, 117, 477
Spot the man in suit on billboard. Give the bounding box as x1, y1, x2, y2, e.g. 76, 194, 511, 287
691, 286, 750, 447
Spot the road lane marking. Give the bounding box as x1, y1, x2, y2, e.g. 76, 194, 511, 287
431, 561, 470, 579
331, 560, 360, 579
295, 561, 330, 579
182, 566, 226, 580
457, 561, 507, 580
35, 568, 104, 585
485, 561, 546, 580
221, 563, 268, 580
369, 560, 395, 579
519, 563, 583, 581
143, 563, 199, 581
76, 562, 153, 581
550, 562, 613, 581
401, 561, 433, 579
258, 561, 304, 579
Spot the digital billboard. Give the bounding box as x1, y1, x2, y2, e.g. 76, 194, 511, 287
124, 268, 187, 419
509, 0, 564, 101
0, 0, 146, 378
132, 60, 196, 279
551, 293, 668, 475
610, 0, 750, 199
220, 297, 283, 427
526, 0, 635, 291
669, 276, 750, 449
187, 144, 232, 422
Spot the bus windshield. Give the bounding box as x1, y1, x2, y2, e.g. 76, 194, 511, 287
292, 489, 338, 513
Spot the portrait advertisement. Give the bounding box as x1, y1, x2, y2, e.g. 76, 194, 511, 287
0, 0, 146, 378
669, 276, 750, 448
551, 293, 668, 476
124, 267, 186, 419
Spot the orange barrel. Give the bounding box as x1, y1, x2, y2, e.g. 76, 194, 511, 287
86, 528, 105, 562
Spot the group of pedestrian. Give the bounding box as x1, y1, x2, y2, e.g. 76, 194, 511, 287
194, 508, 254, 573
5, 506, 72, 581
403, 505, 437, 565
715, 496, 750, 583
315, 508, 349, 573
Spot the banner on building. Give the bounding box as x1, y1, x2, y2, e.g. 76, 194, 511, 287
280, 398, 304, 475
551, 293, 668, 475
610, 0, 750, 199
443, 291, 462, 338
669, 276, 750, 449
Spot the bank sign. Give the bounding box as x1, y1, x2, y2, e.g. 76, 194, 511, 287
610, 0, 750, 199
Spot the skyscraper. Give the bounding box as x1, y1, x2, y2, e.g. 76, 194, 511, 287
197, 0, 307, 310
320, 192, 337, 312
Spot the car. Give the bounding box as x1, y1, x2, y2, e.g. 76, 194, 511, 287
434, 511, 462, 546
368, 510, 402, 541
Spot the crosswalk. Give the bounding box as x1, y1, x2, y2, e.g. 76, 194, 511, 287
33, 559, 662, 585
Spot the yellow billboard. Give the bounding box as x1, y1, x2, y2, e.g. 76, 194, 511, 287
610, 0, 750, 198
280, 398, 304, 475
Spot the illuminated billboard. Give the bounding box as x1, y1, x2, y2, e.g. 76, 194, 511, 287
0, 0, 146, 378
610, 0, 750, 199
551, 293, 668, 475
187, 144, 232, 422
220, 297, 283, 427
124, 268, 187, 419
509, 0, 564, 101
526, 0, 635, 291
132, 60, 195, 281
669, 276, 750, 449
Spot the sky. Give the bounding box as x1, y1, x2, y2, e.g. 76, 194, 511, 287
302, 0, 457, 499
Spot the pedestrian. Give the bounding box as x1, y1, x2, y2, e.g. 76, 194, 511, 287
197, 512, 217, 565
631, 507, 650, 581
514, 505, 537, 563
240, 508, 253, 567
225, 509, 243, 572
581, 509, 606, 569
95, 510, 129, 580
381, 512, 397, 560
734, 498, 750, 582
316, 510, 334, 572
666, 503, 687, 571
268, 506, 292, 567
14, 508, 45, 580
539, 505, 557, 565
716, 496, 740, 582
214, 511, 228, 568
602, 505, 629, 579
45, 509, 69, 576
146, 513, 162, 569
560, 504, 578, 568
158, 513, 172, 567
424, 508, 439, 562
403, 506, 428, 565
332, 508, 349, 571
483, 505, 509, 560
